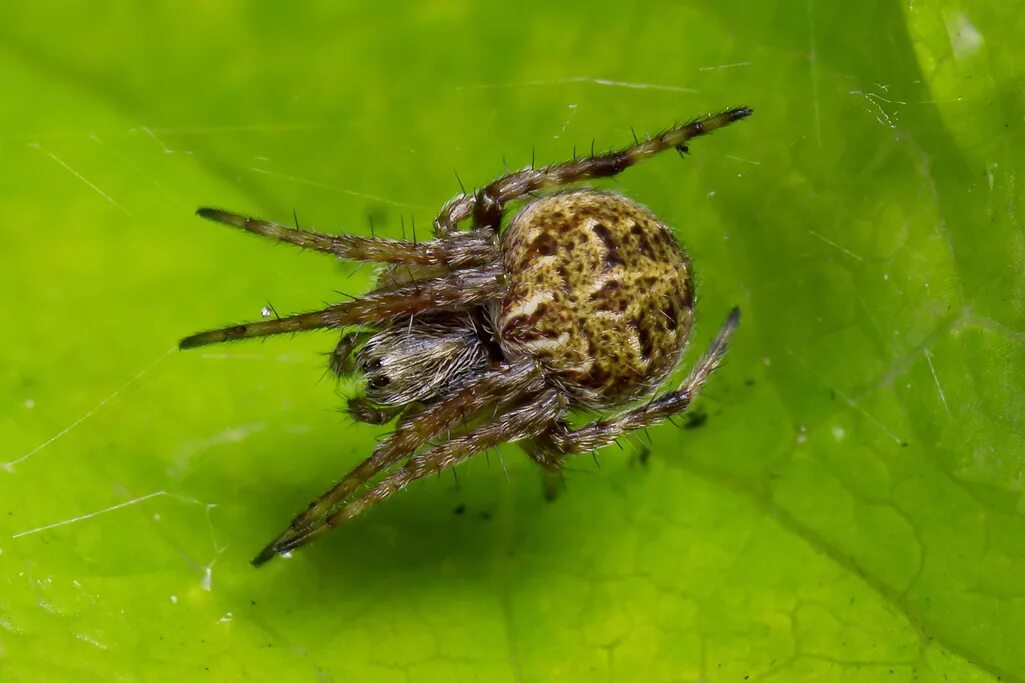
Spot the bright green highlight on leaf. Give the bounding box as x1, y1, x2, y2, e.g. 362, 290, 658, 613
1, 1, 1023, 681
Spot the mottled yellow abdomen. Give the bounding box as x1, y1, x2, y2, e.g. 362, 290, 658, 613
496, 189, 694, 408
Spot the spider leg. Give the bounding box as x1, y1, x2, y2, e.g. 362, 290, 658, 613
178, 262, 504, 348
251, 359, 546, 565
345, 397, 406, 425
543, 307, 740, 455
432, 108, 752, 234
328, 331, 372, 376
196, 208, 494, 266
256, 388, 565, 563
487, 109, 752, 205
433, 193, 475, 236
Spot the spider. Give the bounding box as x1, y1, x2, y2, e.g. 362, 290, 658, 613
180, 107, 752, 566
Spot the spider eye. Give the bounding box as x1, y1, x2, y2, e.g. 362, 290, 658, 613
367, 374, 391, 390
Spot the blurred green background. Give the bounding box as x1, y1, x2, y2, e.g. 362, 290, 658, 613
1, 1, 1023, 681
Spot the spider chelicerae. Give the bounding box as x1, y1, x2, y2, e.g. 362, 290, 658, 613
181, 107, 752, 566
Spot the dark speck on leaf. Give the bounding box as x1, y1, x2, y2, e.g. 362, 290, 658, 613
479, 510, 492, 521
684, 408, 708, 430
453, 503, 466, 515
637, 444, 652, 466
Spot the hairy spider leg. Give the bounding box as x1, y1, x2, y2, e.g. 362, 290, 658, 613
196, 208, 446, 265
196, 208, 497, 268
178, 264, 504, 349
257, 389, 565, 562
252, 359, 546, 565
545, 307, 740, 456
432, 107, 753, 235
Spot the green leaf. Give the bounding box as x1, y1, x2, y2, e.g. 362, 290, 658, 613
2, 2, 1023, 681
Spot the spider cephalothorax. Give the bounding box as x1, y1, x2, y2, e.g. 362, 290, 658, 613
180, 107, 752, 566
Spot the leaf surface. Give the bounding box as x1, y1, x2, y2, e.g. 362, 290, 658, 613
1, 2, 1023, 681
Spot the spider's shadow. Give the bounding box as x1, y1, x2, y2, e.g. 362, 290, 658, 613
305, 483, 515, 573
238, 459, 575, 606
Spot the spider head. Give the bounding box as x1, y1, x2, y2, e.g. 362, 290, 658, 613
356, 316, 490, 406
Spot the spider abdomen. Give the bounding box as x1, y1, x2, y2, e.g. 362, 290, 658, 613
496, 189, 694, 408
